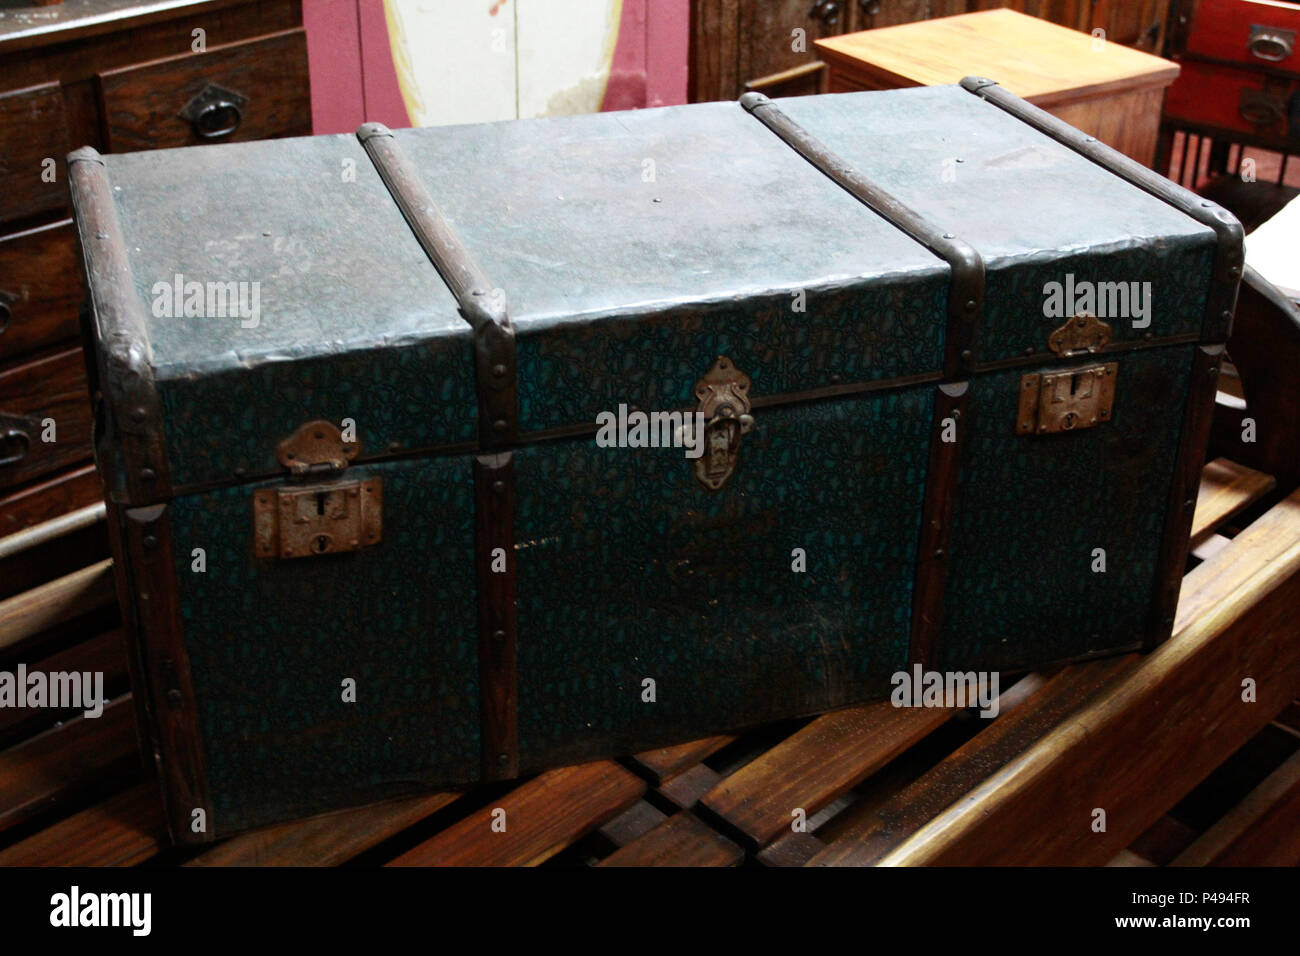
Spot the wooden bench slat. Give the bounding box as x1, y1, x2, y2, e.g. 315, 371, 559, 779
0, 697, 138, 836
1126, 813, 1200, 866
1189, 458, 1276, 548
597, 811, 743, 867
1171, 749, 1300, 867
1105, 848, 1155, 866
385, 761, 645, 867
0, 781, 162, 866
658, 762, 721, 810
0, 558, 116, 653
631, 735, 734, 785
0, 629, 126, 742
756, 681, 1039, 867
1201, 781, 1300, 866
697, 700, 954, 848
756, 832, 826, 867
877, 490, 1300, 866
598, 800, 668, 849
807, 656, 1134, 866
188, 791, 460, 867
0, 503, 105, 563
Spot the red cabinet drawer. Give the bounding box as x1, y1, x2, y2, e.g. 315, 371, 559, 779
1186, 0, 1300, 74
1164, 56, 1300, 140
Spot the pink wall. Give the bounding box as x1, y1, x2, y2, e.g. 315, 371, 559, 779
303, 0, 365, 134
644, 0, 691, 109
305, 0, 690, 135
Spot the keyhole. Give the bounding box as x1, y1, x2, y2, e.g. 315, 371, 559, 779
1062, 411, 1078, 430
311, 534, 330, 553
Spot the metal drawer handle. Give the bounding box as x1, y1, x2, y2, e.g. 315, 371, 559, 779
0, 289, 14, 336
1248, 25, 1295, 62
0, 428, 30, 467
1239, 90, 1285, 126
193, 100, 242, 138
809, 0, 841, 25
179, 83, 249, 140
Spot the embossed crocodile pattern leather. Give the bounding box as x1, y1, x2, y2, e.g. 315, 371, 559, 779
939, 345, 1194, 673
512, 385, 934, 768
169, 455, 480, 834
517, 283, 946, 433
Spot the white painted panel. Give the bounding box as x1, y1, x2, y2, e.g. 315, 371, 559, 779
384, 0, 519, 127
515, 0, 622, 118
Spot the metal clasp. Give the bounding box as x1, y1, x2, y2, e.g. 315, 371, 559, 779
1017, 363, 1117, 435
690, 356, 754, 491
1048, 312, 1112, 356
253, 420, 382, 558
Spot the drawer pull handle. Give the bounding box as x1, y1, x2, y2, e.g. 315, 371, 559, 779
1248, 25, 1295, 62
0, 428, 30, 467
1239, 89, 1285, 127
179, 83, 248, 140
193, 100, 242, 139
0, 289, 14, 336
808, 0, 841, 25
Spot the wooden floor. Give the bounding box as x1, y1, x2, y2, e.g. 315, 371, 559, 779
0, 457, 1297, 866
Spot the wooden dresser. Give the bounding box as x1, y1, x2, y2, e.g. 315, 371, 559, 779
816, 9, 1181, 166
0, 0, 309, 537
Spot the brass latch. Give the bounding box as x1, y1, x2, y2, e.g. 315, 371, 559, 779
690, 356, 755, 491
252, 421, 382, 558
1016, 363, 1117, 435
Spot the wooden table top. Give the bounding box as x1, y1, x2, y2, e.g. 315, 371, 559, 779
816, 8, 1180, 107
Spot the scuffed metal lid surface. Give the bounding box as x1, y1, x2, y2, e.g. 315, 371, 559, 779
773, 85, 1215, 262
104, 134, 466, 380
390, 100, 948, 329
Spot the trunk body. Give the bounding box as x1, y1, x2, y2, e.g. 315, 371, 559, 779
70, 83, 1241, 842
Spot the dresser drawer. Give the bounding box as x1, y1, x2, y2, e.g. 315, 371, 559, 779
0, 220, 81, 365
0, 463, 102, 542
1186, 0, 1300, 76
1165, 57, 1300, 141
0, 83, 71, 222
96, 28, 311, 152
0, 348, 92, 492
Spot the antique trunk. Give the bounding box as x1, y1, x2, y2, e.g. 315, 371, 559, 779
69, 80, 1242, 843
